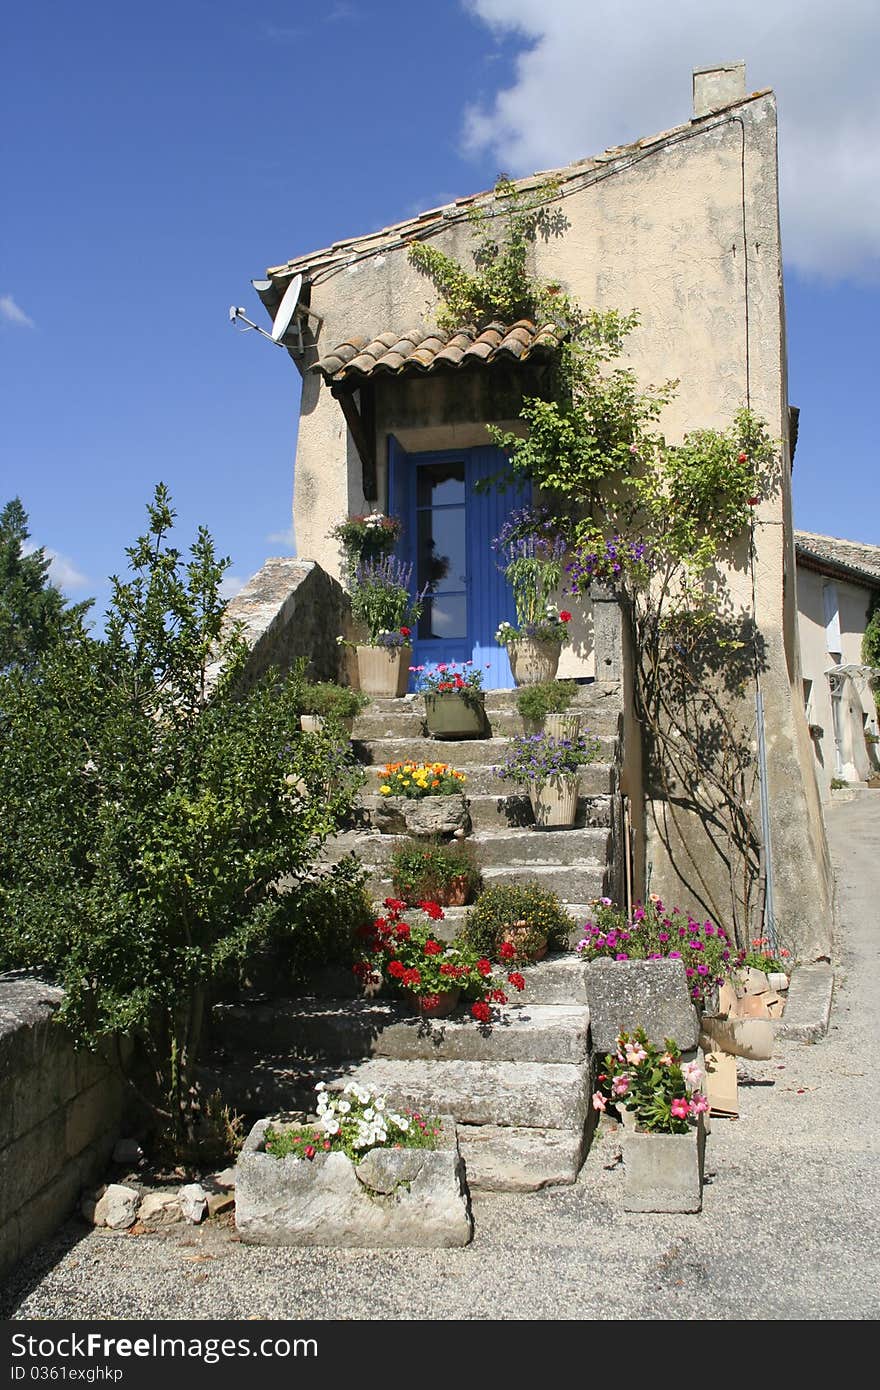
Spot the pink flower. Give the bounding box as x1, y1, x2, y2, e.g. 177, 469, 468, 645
624, 1042, 648, 1065
592, 1091, 607, 1112
688, 1094, 709, 1116
659, 1052, 674, 1066
670, 1098, 689, 1120
681, 1061, 703, 1091
612, 1075, 630, 1097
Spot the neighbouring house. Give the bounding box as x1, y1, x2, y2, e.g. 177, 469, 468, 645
795, 529, 880, 797
231, 62, 834, 960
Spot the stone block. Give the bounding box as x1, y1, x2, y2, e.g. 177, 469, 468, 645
85, 1183, 139, 1229
0, 1213, 20, 1282
622, 1115, 706, 1213
65, 1080, 119, 1160
235, 1117, 472, 1248
138, 1192, 182, 1227
776, 963, 834, 1042
458, 1124, 585, 1191
0, 1120, 62, 1229
585, 958, 700, 1054
179, 1183, 208, 1224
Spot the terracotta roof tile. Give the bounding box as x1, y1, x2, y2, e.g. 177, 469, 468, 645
795, 531, 880, 588
312, 318, 563, 382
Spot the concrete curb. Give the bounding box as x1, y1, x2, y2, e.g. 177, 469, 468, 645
776, 963, 834, 1042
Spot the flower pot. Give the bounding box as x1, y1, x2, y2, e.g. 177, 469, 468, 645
401, 988, 461, 1018
508, 639, 561, 686
543, 712, 582, 741
355, 645, 411, 698
502, 930, 548, 963
622, 1112, 706, 1213
234, 1116, 472, 1248
402, 795, 470, 838
424, 692, 487, 740
528, 773, 579, 828
437, 875, 471, 907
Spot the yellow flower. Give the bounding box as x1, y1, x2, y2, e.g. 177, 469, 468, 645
379, 785, 391, 796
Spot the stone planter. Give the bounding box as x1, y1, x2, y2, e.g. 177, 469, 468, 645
622, 1113, 706, 1213
424, 692, 487, 739
356, 644, 411, 698
234, 1117, 473, 1248
508, 639, 562, 686
400, 794, 470, 838
543, 712, 583, 741
585, 958, 700, 1054
528, 774, 579, 828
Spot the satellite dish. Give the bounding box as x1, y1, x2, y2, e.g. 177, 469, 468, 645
271, 273, 303, 343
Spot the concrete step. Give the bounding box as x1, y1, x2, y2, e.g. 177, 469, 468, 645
305, 952, 591, 1004
211, 998, 589, 1065
363, 686, 622, 714
354, 734, 617, 769
357, 791, 613, 832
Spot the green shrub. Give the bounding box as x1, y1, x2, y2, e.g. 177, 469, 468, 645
461, 882, 576, 960
388, 838, 482, 905
300, 682, 369, 720
276, 856, 374, 983
515, 679, 577, 724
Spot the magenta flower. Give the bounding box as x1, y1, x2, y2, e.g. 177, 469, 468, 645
670, 1098, 689, 1120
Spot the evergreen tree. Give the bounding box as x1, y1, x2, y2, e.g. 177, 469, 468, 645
0, 497, 91, 670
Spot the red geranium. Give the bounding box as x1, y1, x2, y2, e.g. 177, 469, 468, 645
400, 626, 411, 637
476, 958, 492, 977
423, 939, 442, 956
499, 941, 516, 962
559, 610, 572, 623
471, 1000, 491, 1024
507, 972, 526, 992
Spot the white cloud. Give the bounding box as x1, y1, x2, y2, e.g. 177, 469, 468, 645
267, 522, 296, 549
219, 573, 247, 601
44, 549, 90, 592
0, 294, 35, 328
462, 0, 880, 280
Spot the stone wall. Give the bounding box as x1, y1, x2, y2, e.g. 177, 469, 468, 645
0, 977, 128, 1281
217, 557, 350, 691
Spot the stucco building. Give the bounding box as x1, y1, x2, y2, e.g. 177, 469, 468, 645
235, 63, 835, 959
795, 530, 880, 797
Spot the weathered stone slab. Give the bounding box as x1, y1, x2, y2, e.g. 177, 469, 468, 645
137, 1191, 182, 1227
84, 1183, 139, 1229
585, 958, 700, 1054
234, 1117, 472, 1248
622, 1117, 706, 1213
179, 1183, 208, 1224
458, 1124, 585, 1191
342, 1059, 590, 1130
776, 963, 834, 1042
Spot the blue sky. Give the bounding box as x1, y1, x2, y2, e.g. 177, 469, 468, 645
2, 0, 878, 623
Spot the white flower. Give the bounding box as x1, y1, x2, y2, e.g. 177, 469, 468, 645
321, 1116, 340, 1136
682, 1061, 704, 1093
392, 1115, 410, 1132
373, 1096, 386, 1112
315, 1082, 327, 1093
362, 1107, 375, 1122
335, 1099, 351, 1114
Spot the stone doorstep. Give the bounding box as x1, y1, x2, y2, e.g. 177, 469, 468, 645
211, 999, 590, 1065
234, 1116, 472, 1249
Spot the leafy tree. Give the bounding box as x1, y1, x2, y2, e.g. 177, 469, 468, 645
0, 497, 91, 670
0, 484, 363, 1152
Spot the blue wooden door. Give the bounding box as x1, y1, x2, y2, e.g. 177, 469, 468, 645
388, 438, 529, 689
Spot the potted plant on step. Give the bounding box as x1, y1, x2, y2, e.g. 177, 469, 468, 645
353, 899, 525, 1019
593, 1027, 708, 1213
374, 760, 469, 836
515, 679, 580, 738
496, 729, 600, 828
413, 661, 489, 739
460, 882, 576, 965
299, 682, 369, 736
348, 555, 422, 697
389, 838, 482, 907
492, 508, 572, 685
329, 511, 402, 581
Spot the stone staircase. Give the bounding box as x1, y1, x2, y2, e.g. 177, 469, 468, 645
206, 682, 626, 1191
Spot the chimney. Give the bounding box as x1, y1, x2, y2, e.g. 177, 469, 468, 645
692, 62, 746, 118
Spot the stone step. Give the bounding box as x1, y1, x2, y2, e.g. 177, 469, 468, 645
354, 734, 617, 769
368, 861, 607, 902
352, 707, 621, 741
204, 1056, 590, 1132
211, 998, 589, 1065
363, 686, 622, 714
458, 1123, 586, 1191
304, 953, 591, 1004
358, 791, 613, 832
360, 761, 616, 798
325, 825, 611, 872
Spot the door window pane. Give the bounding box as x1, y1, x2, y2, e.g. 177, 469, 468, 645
417, 462, 465, 507
418, 508, 466, 594
422, 593, 467, 639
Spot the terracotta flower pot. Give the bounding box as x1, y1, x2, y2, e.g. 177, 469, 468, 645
355, 645, 411, 698
528, 773, 579, 828
502, 930, 548, 963
402, 988, 461, 1018
508, 639, 561, 686
424, 692, 487, 739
